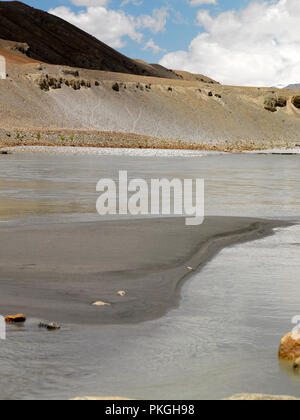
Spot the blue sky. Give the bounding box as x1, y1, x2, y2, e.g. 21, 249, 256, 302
19, 1, 300, 86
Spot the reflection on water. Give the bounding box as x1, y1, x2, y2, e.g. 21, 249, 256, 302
0, 152, 299, 399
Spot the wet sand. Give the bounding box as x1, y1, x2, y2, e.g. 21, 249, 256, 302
0, 216, 288, 325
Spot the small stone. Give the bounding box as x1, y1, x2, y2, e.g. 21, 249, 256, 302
117, 291, 126, 297
187, 267, 194, 271
112, 82, 120, 92
5, 314, 26, 324
39, 322, 61, 331
293, 357, 300, 371
92, 301, 111, 307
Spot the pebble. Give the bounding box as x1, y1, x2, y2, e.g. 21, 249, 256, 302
39, 322, 61, 331
92, 301, 111, 306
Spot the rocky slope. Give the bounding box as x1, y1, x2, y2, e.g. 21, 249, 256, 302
1, 51, 300, 149
285, 83, 300, 89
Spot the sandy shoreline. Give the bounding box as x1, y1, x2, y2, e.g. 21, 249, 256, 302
0, 216, 289, 325
2, 145, 300, 157
2, 145, 220, 157
1, 129, 300, 153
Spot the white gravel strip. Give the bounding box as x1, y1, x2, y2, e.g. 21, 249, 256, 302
4, 146, 225, 157
244, 148, 300, 154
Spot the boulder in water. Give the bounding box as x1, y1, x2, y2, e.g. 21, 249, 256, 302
39, 322, 61, 331
5, 314, 26, 323
279, 330, 300, 360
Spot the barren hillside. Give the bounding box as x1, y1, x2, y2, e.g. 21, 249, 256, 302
1, 53, 300, 149
0, 2, 300, 150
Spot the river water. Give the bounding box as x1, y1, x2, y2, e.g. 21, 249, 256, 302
0, 151, 299, 399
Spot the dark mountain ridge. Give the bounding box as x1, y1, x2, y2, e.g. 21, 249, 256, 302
0, 1, 179, 78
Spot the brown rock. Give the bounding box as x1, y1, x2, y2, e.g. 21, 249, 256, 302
264, 97, 277, 112
292, 96, 300, 109
276, 97, 287, 108
5, 314, 26, 324
39, 322, 61, 331
278, 330, 300, 360
112, 82, 120, 92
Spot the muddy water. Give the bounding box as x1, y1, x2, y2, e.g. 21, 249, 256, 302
0, 152, 300, 222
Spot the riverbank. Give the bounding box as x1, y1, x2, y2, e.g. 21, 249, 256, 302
1, 129, 300, 153
0, 217, 288, 325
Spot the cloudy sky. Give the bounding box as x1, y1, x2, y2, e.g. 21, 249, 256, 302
24, 0, 300, 87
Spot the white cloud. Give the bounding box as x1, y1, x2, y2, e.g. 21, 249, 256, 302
49, 6, 142, 48
143, 39, 166, 54
137, 8, 169, 34
160, 0, 300, 87
189, 0, 217, 6
120, 0, 143, 6
71, 0, 109, 6
49, 4, 168, 50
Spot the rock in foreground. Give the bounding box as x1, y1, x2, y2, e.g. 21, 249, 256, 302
279, 331, 300, 361
5, 314, 26, 323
